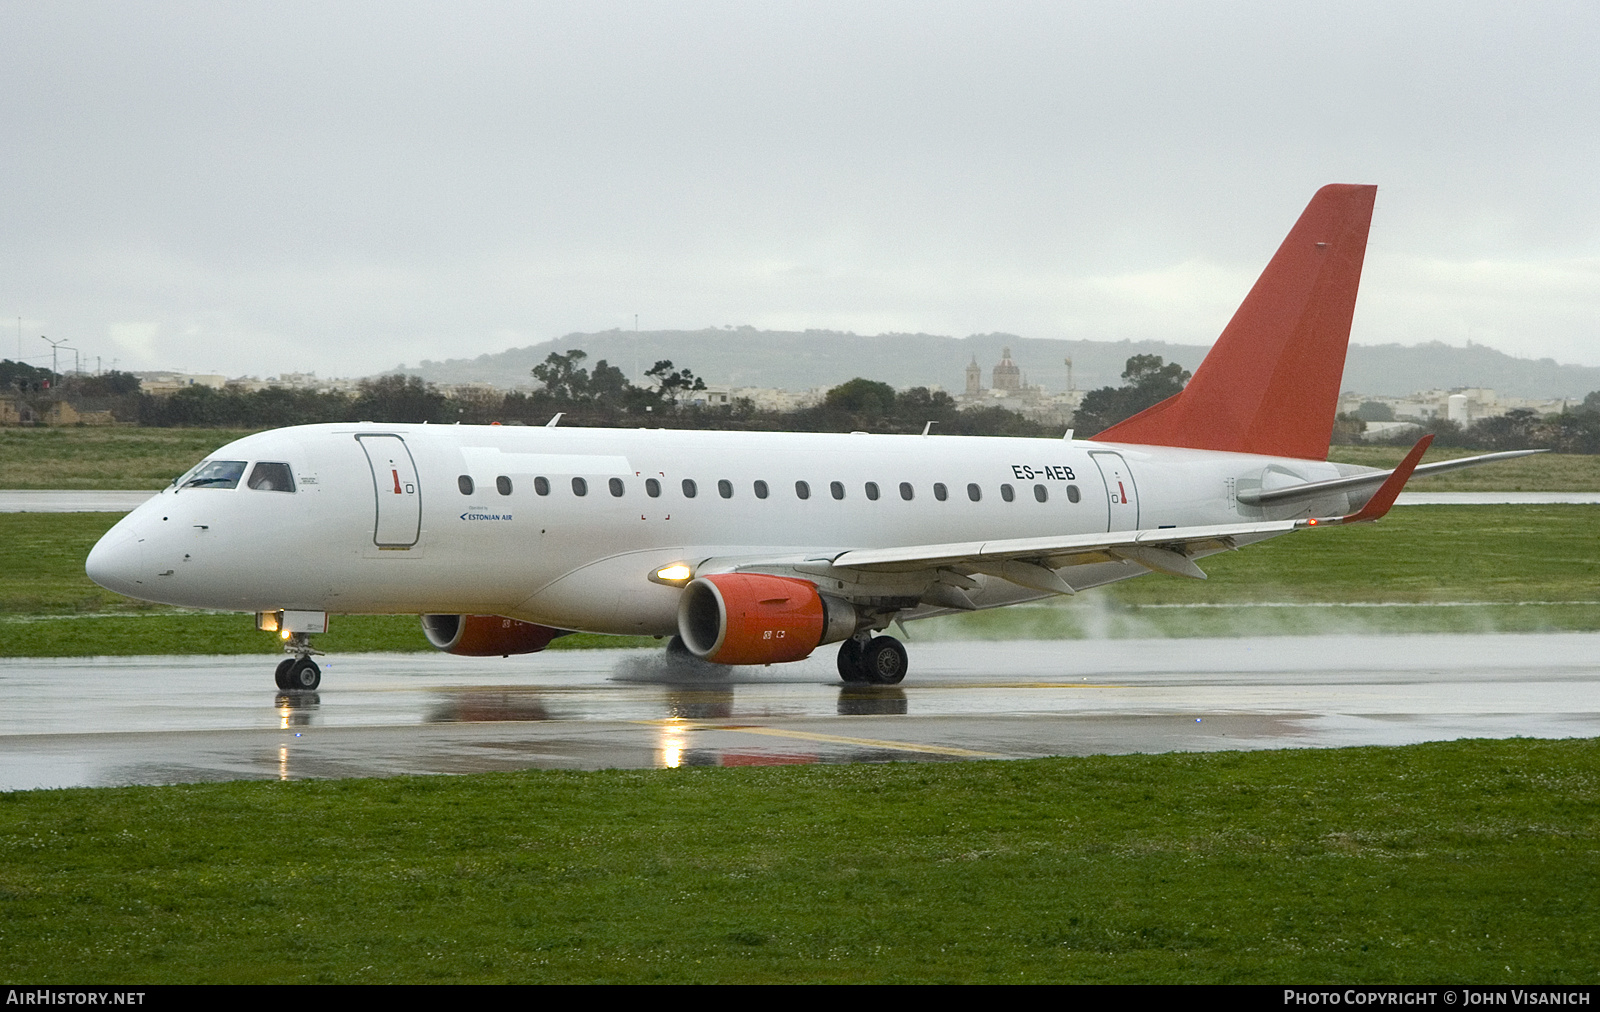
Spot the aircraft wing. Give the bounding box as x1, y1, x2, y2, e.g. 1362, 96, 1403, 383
827, 518, 1299, 585
821, 436, 1437, 593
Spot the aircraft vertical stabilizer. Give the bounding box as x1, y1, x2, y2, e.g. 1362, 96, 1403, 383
1091, 184, 1377, 460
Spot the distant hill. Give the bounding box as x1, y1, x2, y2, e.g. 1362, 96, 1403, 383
404, 329, 1600, 401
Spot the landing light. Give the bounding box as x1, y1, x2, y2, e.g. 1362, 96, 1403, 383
650, 563, 694, 587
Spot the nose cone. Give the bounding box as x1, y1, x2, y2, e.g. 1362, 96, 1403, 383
86, 524, 146, 598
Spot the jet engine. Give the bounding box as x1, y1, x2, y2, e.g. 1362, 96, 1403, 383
420, 614, 563, 656
677, 574, 857, 665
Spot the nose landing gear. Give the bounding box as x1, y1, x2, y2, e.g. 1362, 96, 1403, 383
274, 632, 323, 691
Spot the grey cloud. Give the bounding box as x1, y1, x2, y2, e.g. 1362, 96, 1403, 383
3, 1, 1598, 376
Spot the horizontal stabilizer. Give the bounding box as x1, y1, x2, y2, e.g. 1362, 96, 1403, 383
1237, 448, 1547, 508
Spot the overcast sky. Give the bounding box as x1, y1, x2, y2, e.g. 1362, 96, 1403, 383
4, 1, 1598, 380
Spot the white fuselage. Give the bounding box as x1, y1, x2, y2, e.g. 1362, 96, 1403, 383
86, 423, 1364, 635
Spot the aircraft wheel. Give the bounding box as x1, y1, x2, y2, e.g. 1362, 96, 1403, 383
837, 639, 870, 683
274, 658, 295, 690
861, 636, 908, 685
286, 657, 321, 691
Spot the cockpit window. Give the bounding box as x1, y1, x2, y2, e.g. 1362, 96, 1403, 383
181, 460, 247, 490
248, 461, 296, 492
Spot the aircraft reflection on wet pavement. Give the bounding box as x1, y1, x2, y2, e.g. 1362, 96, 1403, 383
3, 635, 1598, 791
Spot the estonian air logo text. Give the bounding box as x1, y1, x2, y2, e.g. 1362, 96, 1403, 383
460, 512, 513, 521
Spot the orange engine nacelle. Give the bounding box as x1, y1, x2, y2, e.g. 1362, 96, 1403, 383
677, 574, 854, 665
420, 614, 563, 656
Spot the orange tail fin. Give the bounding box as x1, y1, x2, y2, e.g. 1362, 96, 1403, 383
1091, 183, 1377, 460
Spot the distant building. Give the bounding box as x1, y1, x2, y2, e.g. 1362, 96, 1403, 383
958, 347, 1082, 426
227, 372, 361, 395
1337, 387, 1572, 429
134, 371, 228, 396
682, 386, 825, 411
439, 382, 501, 400
991, 347, 1023, 392
0, 397, 114, 426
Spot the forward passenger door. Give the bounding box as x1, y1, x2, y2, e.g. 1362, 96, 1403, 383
356, 434, 421, 548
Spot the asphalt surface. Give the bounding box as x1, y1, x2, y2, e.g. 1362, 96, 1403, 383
2, 633, 1596, 790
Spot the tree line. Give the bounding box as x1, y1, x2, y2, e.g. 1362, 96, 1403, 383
8, 351, 1600, 451
114, 350, 1061, 436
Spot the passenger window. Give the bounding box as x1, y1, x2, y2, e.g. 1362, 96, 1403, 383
457, 475, 474, 496
899, 482, 914, 501
934, 482, 948, 501
682, 479, 698, 498
646, 478, 661, 498
795, 481, 811, 500
496, 475, 513, 496
864, 482, 879, 501
534, 476, 550, 496
1001, 483, 1015, 502
572, 477, 588, 496
830, 481, 845, 500
967, 483, 982, 502
718, 479, 733, 499
247, 462, 295, 492
754, 480, 769, 499
609, 477, 625, 497
1066, 484, 1081, 503
182, 460, 247, 490
1034, 484, 1048, 503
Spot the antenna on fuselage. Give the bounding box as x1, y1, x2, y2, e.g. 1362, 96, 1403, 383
921, 421, 937, 437
546, 413, 564, 428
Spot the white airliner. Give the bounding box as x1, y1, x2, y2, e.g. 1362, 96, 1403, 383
86, 185, 1533, 690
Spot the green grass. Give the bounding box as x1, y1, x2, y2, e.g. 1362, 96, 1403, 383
3, 506, 1597, 655
1104, 503, 1600, 605
0, 738, 1594, 983
0, 427, 258, 490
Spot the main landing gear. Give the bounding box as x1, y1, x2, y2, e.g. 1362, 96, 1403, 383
274, 632, 322, 691
837, 633, 908, 685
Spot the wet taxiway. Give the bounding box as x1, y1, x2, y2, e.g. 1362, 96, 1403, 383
2, 633, 1596, 790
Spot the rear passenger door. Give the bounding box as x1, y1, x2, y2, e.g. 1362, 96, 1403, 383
1089, 451, 1140, 531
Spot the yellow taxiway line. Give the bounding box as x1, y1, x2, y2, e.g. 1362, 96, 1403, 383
634, 719, 1003, 758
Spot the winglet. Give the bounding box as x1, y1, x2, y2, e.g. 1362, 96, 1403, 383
1338, 434, 1433, 523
